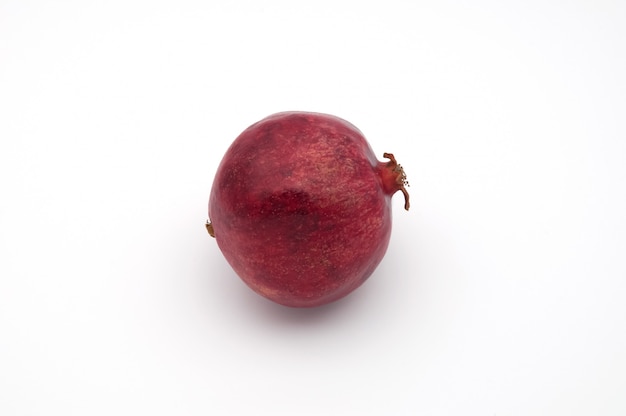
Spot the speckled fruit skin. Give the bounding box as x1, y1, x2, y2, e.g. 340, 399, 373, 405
208, 112, 408, 307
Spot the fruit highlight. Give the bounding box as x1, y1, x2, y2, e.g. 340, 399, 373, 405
207, 112, 409, 307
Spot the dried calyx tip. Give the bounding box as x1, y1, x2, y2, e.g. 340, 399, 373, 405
383, 153, 410, 211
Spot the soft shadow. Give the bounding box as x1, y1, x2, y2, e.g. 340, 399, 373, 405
241, 287, 369, 327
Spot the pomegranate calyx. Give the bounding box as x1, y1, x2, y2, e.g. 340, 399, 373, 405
382, 153, 410, 211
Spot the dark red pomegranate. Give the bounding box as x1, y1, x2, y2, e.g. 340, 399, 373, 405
207, 112, 409, 307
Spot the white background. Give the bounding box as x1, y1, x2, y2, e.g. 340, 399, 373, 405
1, 0, 625, 415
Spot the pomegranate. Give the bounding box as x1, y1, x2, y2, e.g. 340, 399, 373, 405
207, 112, 409, 307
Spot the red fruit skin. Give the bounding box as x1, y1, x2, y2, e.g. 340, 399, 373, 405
209, 112, 405, 307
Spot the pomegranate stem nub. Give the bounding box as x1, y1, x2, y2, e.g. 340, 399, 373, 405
206, 221, 215, 238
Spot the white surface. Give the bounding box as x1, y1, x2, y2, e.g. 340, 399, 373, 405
1, 1, 625, 415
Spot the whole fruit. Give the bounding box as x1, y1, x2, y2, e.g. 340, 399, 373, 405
207, 112, 409, 307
